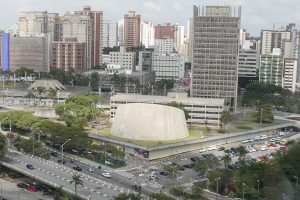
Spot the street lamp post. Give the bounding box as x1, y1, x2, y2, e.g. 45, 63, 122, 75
242, 182, 245, 200
61, 139, 71, 164
215, 177, 221, 200
294, 176, 299, 185
257, 180, 260, 192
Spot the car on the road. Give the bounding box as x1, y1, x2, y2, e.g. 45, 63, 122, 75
270, 138, 276, 142
279, 146, 288, 151
260, 145, 268, 151
190, 157, 200, 162
255, 136, 261, 140
199, 148, 207, 153
159, 171, 169, 176
50, 152, 58, 157
42, 189, 53, 195
261, 135, 268, 140
132, 185, 141, 192
57, 159, 66, 164
98, 165, 102, 169
86, 167, 94, 172
275, 137, 281, 141
102, 172, 111, 178
26, 164, 34, 170
73, 166, 82, 171
218, 146, 225, 151
17, 182, 31, 189
182, 164, 193, 169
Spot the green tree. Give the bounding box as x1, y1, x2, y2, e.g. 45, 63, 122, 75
256, 104, 274, 123
236, 146, 247, 158
14, 67, 34, 77
220, 111, 231, 133
70, 174, 83, 198
164, 164, 182, 192
0, 134, 7, 159
150, 193, 175, 200
90, 72, 100, 91
167, 101, 189, 119
223, 154, 232, 169
190, 183, 207, 199
113, 193, 141, 200
193, 159, 208, 177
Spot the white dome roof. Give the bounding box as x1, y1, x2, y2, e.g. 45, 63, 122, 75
112, 103, 189, 141
28, 79, 65, 91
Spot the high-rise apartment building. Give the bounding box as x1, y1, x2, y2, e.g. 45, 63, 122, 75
191, 5, 241, 111
52, 38, 86, 72
118, 19, 124, 46
173, 24, 184, 53
19, 11, 60, 41
140, 21, 154, 48
138, 50, 153, 72
260, 30, 291, 55
62, 13, 91, 69
74, 6, 103, 67
124, 11, 141, 49
155, 23, 174, 39
283, 58, 297, 92
7, 24, 19, 37
103, 20, 118, 48
154, 38, 174, 54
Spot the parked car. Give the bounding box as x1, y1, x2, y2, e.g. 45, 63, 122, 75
102, 172, 111, 178
86, 168, 94, 173
207, 145, 217, 151
57, 159, 66, 164
73, 166, 82, 171
260, 146, 268, 151
190, 157, 200, 162
199, 148, 207, 153
50, 152, 58, 157
278, 131, 285, 136
26, 164, 34, 170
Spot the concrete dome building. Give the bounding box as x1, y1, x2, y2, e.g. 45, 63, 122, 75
28, 79, 65, 91
112, 103, 189, 141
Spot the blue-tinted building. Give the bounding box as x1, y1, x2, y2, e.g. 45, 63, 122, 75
1, 32, 10, 71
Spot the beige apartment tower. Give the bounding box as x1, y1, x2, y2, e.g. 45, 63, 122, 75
124, 11, 141, 49
191, 5, 241, 111
74, 6, 103, 67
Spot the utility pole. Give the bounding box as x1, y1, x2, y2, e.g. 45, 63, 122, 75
257, 180, 260, 192
260, 108, 263, 125
242, 182, 245, 200
215, 177, 220, 200
61, 139, 71, 164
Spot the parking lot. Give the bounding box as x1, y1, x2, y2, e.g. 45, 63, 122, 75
140, 129, 296, 190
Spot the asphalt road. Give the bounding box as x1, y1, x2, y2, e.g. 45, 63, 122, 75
3, 149, 121, 200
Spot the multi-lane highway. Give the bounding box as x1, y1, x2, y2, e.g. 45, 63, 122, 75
2, 149, 123, 200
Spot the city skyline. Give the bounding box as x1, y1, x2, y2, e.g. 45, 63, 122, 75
0, 0, 299, 36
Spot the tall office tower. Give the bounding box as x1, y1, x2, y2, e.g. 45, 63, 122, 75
10, 35, 52, 72
138, 49, 153, 72
7, 24, 19, 37
117, 19, 124, 46
260, 30, 291, 55
124, 11, 141, 49
1, 32, 10, 72
140, 21, 154, 48
62, 13, 91, 69
173, 24, 184, 53
75, 6, 103, 66
103, 20, 118, 48
238, 49, 259, 78
18, 11, 59, 40
191, 5, 241, 111
187, 18, 193, 62
154, 23, 174, 39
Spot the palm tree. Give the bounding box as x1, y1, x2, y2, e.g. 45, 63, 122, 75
70, 174, 83, 197
223, 154, 231, 169
220, 111, 231, 133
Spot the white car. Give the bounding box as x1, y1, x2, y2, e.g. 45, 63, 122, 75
260, 146, 268, 151
261, 135, 268, 140
275, 137, 281, 141
255, 136, 261, 140
270, 138, 276, 142
102, 172, 111, 178
87, 168, 93, 172
206, 145, 217, 151
199, 148, 207, 153
279, 132, 285, 136
241, 140, 249, 143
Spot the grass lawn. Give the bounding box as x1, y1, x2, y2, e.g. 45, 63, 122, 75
2, 81, 21, 89
95, 127, 208, 147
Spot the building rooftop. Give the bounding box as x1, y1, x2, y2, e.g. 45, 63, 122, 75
111, 94, 224, 105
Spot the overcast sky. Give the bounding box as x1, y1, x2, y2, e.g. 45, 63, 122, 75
0, 0, 299, 36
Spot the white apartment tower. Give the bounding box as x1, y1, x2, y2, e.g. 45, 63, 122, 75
19, 11, 59, 41
103, 20, 118, 48
191, 5, 241, 111
62, 13, 91, 69
140, 21, 154, 48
